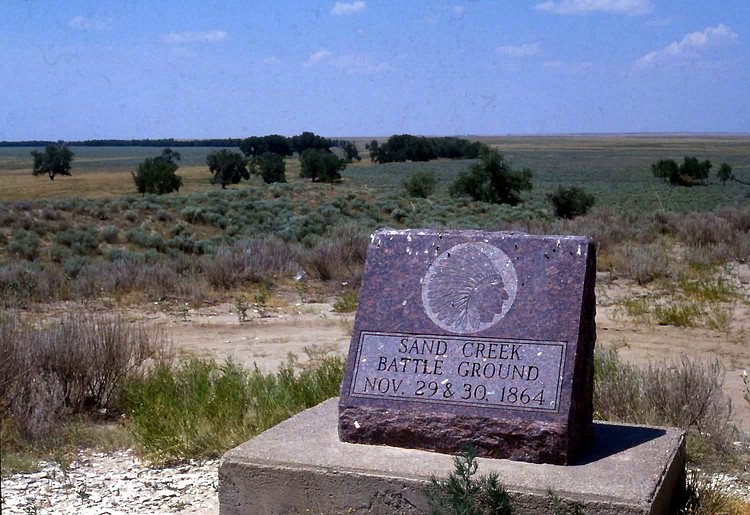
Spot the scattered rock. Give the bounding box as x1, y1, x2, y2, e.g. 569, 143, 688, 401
0, 450, 219, 514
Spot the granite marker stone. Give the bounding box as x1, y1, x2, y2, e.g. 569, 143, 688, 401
338, 229, 596, 465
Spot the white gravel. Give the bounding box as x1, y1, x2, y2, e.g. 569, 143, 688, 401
1, 450, 219, 514
2, 450, 748, 513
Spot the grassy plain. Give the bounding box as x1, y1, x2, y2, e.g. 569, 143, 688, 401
1, 136, 749, 210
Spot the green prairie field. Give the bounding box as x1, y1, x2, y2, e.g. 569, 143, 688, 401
1, 136, 749, 214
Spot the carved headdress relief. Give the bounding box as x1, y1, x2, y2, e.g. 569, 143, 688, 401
421, 242, 517, 334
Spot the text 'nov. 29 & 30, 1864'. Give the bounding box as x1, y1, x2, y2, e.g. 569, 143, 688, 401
349, 331, 566, 413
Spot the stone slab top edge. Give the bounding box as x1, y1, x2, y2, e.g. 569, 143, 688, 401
221, 398, 685, 505
370, 228, 593, 242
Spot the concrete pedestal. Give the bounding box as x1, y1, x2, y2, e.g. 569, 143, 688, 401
219, 398, 685, 515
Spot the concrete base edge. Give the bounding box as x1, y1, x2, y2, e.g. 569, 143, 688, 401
219, 398, 685, 515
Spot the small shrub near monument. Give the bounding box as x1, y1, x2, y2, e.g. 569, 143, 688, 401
593, 349, 738, 466
425, 444, 512, 515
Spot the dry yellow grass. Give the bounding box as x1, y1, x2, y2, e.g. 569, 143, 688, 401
0, 162, 307, 202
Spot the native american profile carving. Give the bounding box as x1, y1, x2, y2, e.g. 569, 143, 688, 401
421, 242, 517, 334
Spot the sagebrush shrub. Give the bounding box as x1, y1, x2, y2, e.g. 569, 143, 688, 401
594, 349, 738, 464
100, 224, 120, 243
8, 230, 40, 260
202, 237, 299, 289
619, 243, 671, 284
0, 311, 167, 442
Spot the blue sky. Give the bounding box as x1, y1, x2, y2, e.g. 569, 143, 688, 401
1, 0, 749, 140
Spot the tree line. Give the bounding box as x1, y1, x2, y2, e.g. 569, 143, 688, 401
366, 135, 483, 163
651, 156, 744, 187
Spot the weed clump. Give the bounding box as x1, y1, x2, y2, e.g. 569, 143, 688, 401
425, 444, 512, 515
121, 352, 343, 462
333, 290, 359, 313
594, 349, 738, 466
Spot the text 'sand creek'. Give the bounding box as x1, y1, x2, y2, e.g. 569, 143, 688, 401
349, 331, 565, 412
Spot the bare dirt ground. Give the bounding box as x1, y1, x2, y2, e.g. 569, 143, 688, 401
116, 266, 750, 433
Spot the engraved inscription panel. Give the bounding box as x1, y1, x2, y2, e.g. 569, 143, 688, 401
350, 331, 565, 413
422, 242, 518, 334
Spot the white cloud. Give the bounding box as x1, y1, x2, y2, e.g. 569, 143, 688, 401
331, 1, 366, 15
304, 49, 389, 74
634, 23, 738, 70
263, 56, 281, 65
535, 0, 652, 15
161, 30, 228, 44
304, 50, 333, 66
497, 42, 540, 57
68, 15, 110, 31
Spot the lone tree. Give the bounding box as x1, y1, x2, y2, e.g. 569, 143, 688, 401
449, 147, 532, 205
207, 149, 249, 189
547, 186, 595, 219
717, 162, 749, 186
132, 148, 183, 195
652, 156, 712, 186
299, 148, 346, 183
366, 140, 379, 163
340, 141, 361, 163
255, 151, 286, 183
31, 143, 74, 180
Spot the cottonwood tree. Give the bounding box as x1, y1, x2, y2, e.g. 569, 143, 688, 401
340, 141, 361, 163
31, 143, 74, 180
291, 131, 331, 155
255, 151, 286, 183
717, 162, 749, 186
450, 147, 532, 205
207, 149, 249, 189
239, 135, 292, 157
652, 156, 712, 186
299, 148, 346, 183
132, 148, 183, 195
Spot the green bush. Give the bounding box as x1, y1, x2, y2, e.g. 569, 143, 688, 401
547, 186, 595, 219
403, 171, 438, 198
121, 353, 343, 462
